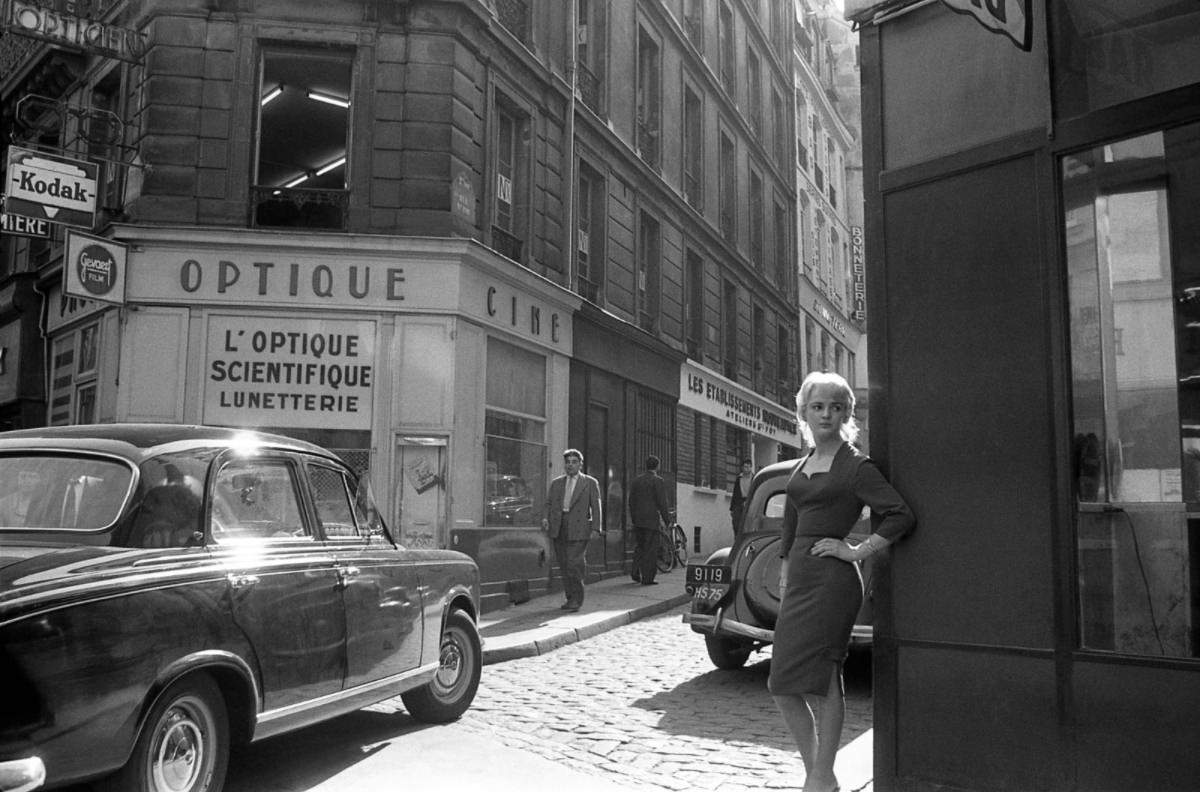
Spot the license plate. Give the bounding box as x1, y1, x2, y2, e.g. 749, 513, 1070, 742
686, 564, 731, 602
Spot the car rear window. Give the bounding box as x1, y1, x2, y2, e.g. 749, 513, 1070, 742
0, 454, 133, 531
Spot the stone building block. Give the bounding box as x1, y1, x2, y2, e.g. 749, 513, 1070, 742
374, 120, 404, 150
372, 150, 404, 180
404, 93, 454, 124
203, 49, 236, 82
198, 197, 246, 226
395, 209, 455, 237
132, 194, 197, 224
370, 179, 402, 209
374, 93, 405, 122
145, 75, 203, 107
201, 81, 233, 113
198, 139, 230, 171
398, 179, 450, 211
144, 105, 201, 136
409, 36, 456, 65
196, 168, 228, 199
147, 45, 207, 76
406, 64, 453, 93
153, 15, 209, 48
402, 121, 451, 152
375, 63, 406, 92
400, 150, 450, 181
375, 34, 407, 63
205, 20, 237, 51
143, 135, 199, 167
143, 164, 197, 194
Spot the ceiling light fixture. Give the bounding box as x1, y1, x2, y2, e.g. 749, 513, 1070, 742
316, 156, 347, 176
284, 173, 310, 189
307, 90, 350, 108
260, 85, 284, 105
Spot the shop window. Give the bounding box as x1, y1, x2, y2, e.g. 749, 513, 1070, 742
1065, 124, 1200, 659
635, 392, 674, 478
50, 322, 100, 426
492, 95, 530, 263
252, 47, 352, 230
1053, 2, 1200, 120
484, 338, 546, 528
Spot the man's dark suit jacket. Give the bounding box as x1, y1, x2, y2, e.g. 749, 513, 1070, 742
627, 471, 671, 530
544, 473, 602, 541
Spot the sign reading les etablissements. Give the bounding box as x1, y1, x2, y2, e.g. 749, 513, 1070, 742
204, 316, 376, 430
4, 145, 98, 229
64, 230, 127, 305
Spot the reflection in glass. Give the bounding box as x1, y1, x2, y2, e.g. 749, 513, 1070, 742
1065, 126, 1200, 658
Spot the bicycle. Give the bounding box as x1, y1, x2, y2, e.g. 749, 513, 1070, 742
656, 522, 688, 573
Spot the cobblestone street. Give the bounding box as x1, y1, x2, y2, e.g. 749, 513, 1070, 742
457, 603, 873, 792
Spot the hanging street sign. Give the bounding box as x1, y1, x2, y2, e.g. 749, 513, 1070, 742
4, 145, 99, 229
64, 229, 127, 306
0, 211, 51, 238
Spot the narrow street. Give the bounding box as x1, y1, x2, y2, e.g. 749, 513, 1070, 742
212, 603, 873, 792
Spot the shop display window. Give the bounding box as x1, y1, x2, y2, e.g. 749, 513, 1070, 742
483, 339, 546, 528
1064, 124, 1200, 659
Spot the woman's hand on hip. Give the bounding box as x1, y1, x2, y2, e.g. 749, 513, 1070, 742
810, 537, 853, 562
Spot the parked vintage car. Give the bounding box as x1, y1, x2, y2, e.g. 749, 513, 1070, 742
0, 424, 481, 792
682, 458, 873, 670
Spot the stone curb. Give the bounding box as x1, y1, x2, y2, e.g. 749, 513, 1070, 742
482, 593, 690, 665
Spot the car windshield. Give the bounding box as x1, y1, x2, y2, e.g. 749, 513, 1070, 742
0, 454, 134, 531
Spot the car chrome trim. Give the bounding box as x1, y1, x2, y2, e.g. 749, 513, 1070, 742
0, 756, 45, 792
0, 573, 226, 629
682, 612, 775, 642
256, 662, 440, 725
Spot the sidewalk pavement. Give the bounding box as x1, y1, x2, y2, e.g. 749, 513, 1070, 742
478, 572, 690, 664
476, 572, 875, 792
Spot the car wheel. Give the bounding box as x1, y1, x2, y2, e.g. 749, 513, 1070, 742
401, 609, 482, 723
100, 673, 228, 792
705, 636, 752, 670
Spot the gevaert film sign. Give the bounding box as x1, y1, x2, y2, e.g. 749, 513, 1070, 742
204, 315, 376, 430
4, 145, 98, 229
64, 230, 127, 305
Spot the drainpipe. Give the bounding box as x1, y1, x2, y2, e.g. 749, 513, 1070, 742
564, 0, 577, 292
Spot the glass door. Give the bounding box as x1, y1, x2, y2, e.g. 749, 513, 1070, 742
394, 437, 446, 549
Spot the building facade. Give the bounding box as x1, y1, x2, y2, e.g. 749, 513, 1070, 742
848, 0, 1200, 789
0, 0, 811, 609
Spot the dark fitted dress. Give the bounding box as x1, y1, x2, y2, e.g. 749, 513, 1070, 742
768, 442, 914, 696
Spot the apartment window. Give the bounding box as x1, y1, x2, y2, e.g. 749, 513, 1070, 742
496, 0, 531, 45
774, 199, 789, 290
253, 47, 352, 229
492, 95, 530, 263
800, 196, 815, 279
749, 169, 764, 270
577, 163, 605, 302
685, 249, 705, 359
804, 316, 816, 377
684, 87, 703, 210
820, 331, 830, 371
719, 132, 736, 242
777, 323, 791, 395
719, 3, 734, 94
484, 338, 547, 528
747, 48, 762, 137
637, 212, 661, 333
796, 92, 809, 169
683, 0, 704, 52
576, 0, 608, 116
636, 28, 661, 169
772, 88, 787, 167
753, 304, 766, 391
723, 279, 738, 379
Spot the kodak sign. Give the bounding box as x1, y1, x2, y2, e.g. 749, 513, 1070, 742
3, 145, 99, 229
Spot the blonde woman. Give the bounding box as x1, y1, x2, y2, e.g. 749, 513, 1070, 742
770, 372, 914, 792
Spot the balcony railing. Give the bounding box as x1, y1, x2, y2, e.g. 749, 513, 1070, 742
577, 60, 602, 116
720, 208, 734, 242
637, 110, 660, 170
578, 276, 601, 304
252, 186, 348, 230
684, 170, 702, 210
496, 0, 530, 46
491, 225, 524, 262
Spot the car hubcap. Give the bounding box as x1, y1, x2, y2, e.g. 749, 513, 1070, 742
152, 704, 205, 792
435, 632, 465, 693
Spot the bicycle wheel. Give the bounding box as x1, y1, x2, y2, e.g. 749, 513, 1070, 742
671, 524, 688, 568
656, 530, 673, 573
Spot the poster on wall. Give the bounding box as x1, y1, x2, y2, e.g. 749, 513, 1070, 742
204, 315, 376, 430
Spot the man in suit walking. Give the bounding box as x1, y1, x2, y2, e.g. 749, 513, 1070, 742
542, 448, 602, 611
628, 455, 673, 586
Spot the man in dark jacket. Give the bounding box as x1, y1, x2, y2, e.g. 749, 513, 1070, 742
627, 455, 673, 585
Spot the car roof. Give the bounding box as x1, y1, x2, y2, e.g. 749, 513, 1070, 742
0, 423, 336, 465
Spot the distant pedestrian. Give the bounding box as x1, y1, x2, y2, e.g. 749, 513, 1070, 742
730, 458, 753, 532
627, 455, 673, 586
770, 372, 914, 792
542, 448, 603, 612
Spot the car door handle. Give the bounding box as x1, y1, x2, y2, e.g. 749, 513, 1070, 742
336, 566, 360, 589
227, 573, 260, 589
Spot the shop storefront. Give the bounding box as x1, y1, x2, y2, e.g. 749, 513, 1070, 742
81, 225, 576, 612
677, 360, 801, 557
847, 1, 1200, 789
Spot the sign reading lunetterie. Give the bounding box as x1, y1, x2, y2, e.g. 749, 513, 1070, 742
204, 316, 375, 429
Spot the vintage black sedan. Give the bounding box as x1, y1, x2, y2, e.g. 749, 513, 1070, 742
0, 424, 481, 792
682, 459, 873, 669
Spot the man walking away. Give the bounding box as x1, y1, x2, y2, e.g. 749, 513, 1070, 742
628, 455, 673, 586
542, 449, 603, 611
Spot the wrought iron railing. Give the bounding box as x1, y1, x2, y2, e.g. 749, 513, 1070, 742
496, 0, 530, 46
578, 276, 600, 304
491, 225, 524, 262
577, 60, 602, 116
251, 186, 348, 230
